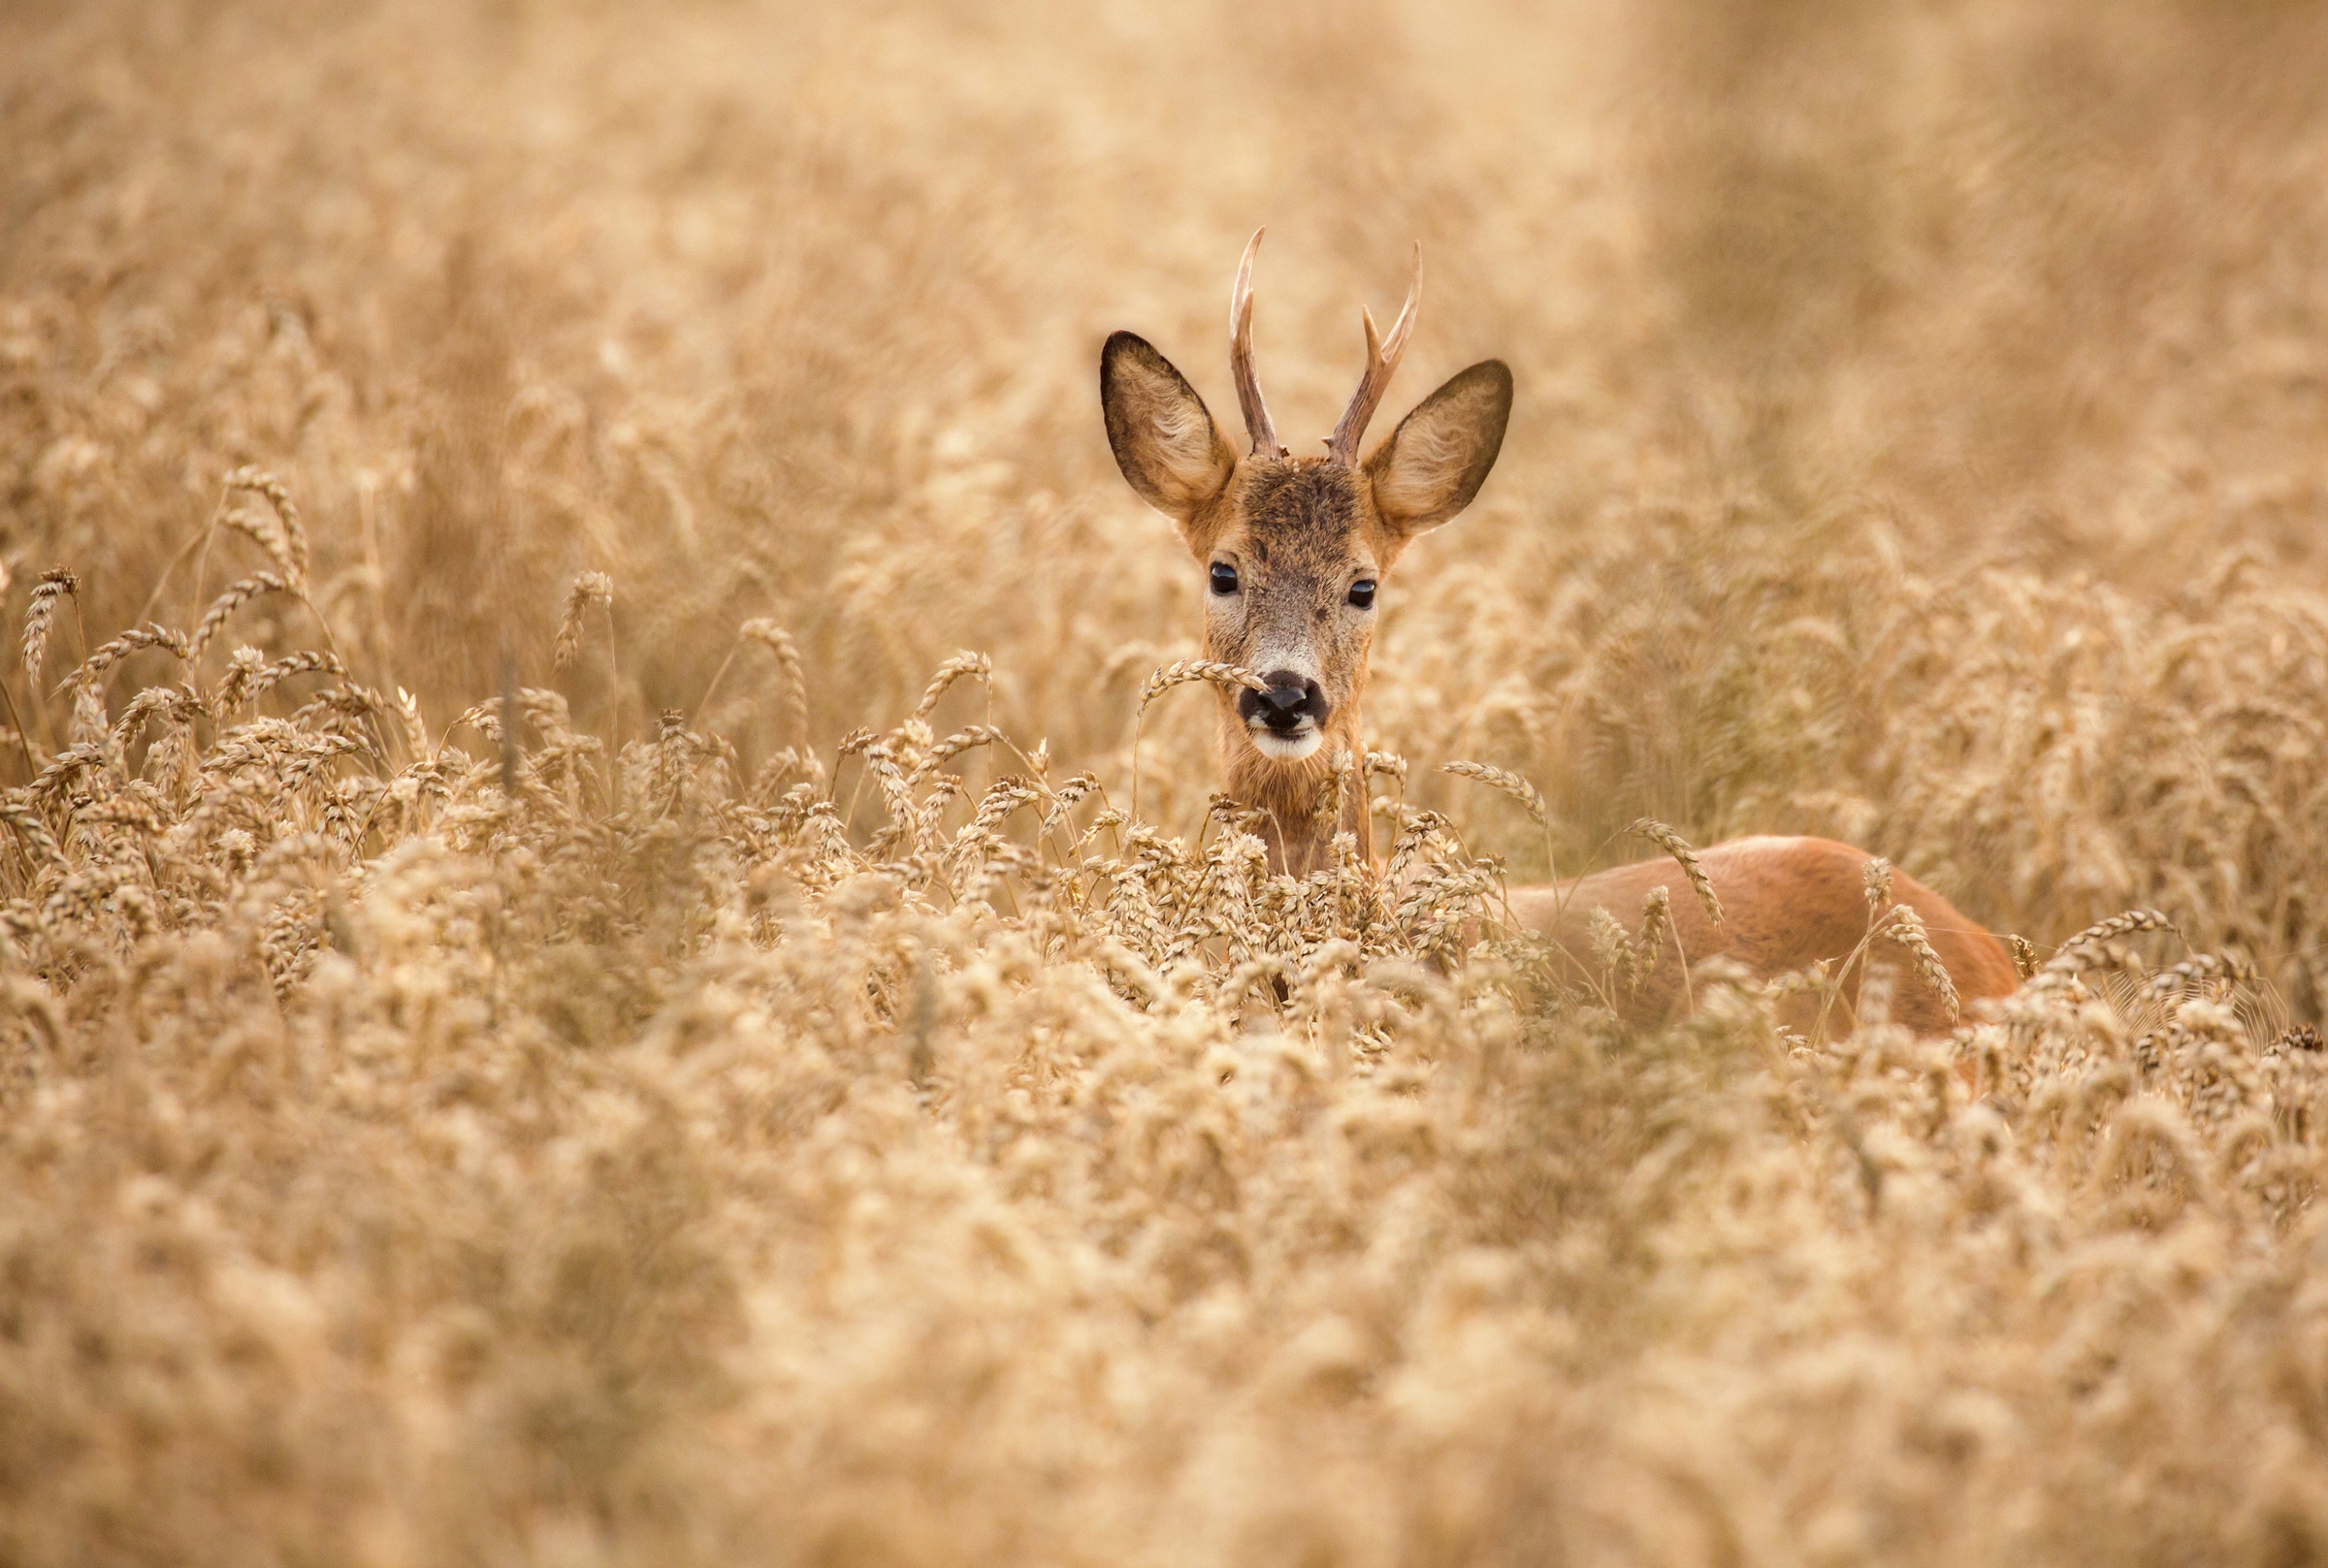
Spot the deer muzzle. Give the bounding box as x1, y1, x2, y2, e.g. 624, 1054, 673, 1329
1239, 671, 1330, 758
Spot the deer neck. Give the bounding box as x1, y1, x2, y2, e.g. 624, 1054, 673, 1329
1219, 709, 1373, 878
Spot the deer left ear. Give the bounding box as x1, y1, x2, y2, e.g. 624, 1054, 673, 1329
1101, 332, 1240, 521
1363, 360, 1512, 536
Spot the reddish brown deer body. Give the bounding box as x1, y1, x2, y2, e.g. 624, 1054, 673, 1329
1101, 232, 2018, 1031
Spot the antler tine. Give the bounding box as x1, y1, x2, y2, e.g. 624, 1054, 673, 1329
1323, 242, 1422, 465
1230, 228, 1285, 460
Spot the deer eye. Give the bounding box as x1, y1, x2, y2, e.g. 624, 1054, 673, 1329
1210, 562, 1240, 595
1347, 579, 1376, 609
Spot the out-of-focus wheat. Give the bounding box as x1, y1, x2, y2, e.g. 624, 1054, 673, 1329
0, 551, 2312, 1564
552, 571, 614, 673
740, 618, 810, 747
9, 0, 2328, 1560
19, 572, 76, 690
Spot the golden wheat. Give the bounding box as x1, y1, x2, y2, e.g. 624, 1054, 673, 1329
1881, 902, 1961, 1025
218, 466, 309, 588
1440, 758, 1548, 827
18, 571, 75, 691
552, 570, 614, 673
7, 1, 2328, 1561
1136, 658, 1273, 712
1629, 816, 1726, 926
910, 650, 995, 722
739, 618, 811, 747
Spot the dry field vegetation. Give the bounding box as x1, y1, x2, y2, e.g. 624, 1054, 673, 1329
14, 0, 2328, 1562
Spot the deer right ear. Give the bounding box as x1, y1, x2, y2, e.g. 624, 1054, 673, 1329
1101, 332, 1238, 519
1362, 359, 1512, 537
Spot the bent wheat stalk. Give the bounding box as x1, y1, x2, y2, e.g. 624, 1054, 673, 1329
1628, 817, 1724, 927
1130, 661, 1267, 822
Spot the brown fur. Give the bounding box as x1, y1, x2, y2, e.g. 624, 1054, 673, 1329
1195, 461, 1383, 873
1509, 837, 2021, 1035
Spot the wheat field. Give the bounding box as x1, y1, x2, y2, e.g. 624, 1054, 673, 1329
9, 0, 2328, 1561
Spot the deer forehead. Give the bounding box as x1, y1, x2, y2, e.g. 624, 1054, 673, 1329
1205, 462, 1385, 579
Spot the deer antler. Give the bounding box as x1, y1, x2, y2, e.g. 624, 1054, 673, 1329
1230, 228, 1285, 460
1323, 242, 1422, 466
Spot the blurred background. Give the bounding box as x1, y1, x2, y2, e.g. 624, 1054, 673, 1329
9, 0, 2328, 969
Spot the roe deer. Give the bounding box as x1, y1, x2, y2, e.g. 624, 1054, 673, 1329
1100, 231, 2019, 1035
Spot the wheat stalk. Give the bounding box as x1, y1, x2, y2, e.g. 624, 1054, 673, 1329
911, 723, 1007, 784
1862, 856, 1894, 912
2148, 953, 2256, 993
1136, 659, 1269, 714
913, 651, 994, 721
1131, 661, 1268, 821
742, 620, 810, 747
188, 572, 291, 663
2038, 909, 2179, 980
1310, 748, 1352, 843
22, 571, 78, 689
221, 466, 309, 587
1588, 904, 1634, 1000
554, 571, 614, 673
1882, 904, 1959, 1025
1629, 817, 1724, 926
1440, 760, 1546, 826
1633, 884, 1673, 997
63, 623, 191, 696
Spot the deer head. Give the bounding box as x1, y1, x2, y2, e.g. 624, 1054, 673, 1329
1101, 230, 1512, 874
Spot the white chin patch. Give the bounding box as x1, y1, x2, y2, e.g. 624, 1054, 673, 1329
1249, 727, 1323, 762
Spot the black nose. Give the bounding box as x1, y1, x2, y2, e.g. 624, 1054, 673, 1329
1238, 671, 1329, 733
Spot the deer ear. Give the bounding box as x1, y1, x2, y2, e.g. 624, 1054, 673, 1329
1363, 360, 1512, 535
1102, 332, 1239, 519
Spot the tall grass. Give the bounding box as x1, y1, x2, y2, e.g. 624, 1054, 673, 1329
9, 0, 2328, 1560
